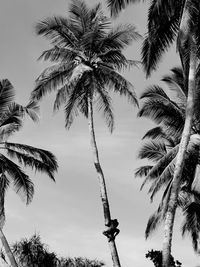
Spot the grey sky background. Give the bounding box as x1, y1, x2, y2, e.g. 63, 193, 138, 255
0, 0, 198, 266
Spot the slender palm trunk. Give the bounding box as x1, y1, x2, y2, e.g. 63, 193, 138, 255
88, 96, 121, 267
162, 45, 197, 267
0, 228, 18, 267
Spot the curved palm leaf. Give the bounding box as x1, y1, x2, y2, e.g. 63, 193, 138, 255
107, 0, 141, 17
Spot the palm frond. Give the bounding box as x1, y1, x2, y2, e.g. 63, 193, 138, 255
35, 16, 78, 48
0, 79, 15, 113
4, 142, 58, 179
96, 87, 114, 132
145, 207, 162, 239
134, 165, 153, 178
31, 63, 74, 101
53, 85, 69, 111
6, 148, 56, 181
182, 202, 200, 252
142, 126, 166, 140
149, 159, 175, 201
38, 46, 78, 63
0, 172, 10, 227
98, 49, 131, 71
97, 24, 141, 53
107, 0, 141, 17
138, 140, 167, 162
140, 144, 179, 190
98, 64, 138, 106
162, 66, 187, 103
64, 82, 84, 130
142, 0, 181, 76
0, 154, 34, 204
138, 98, 184, 134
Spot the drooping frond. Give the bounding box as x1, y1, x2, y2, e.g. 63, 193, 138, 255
182, 202, 200, 252
4, 142, 58, 180
35, 16, 78, 48
53, 85, 69, 111
162, 66, 187, 102
140, 144, 179, 190
97, 24, 141, 53
0, 172, 10, 227
31, 63, 74, 101
98, 64, 138, 106
107, 0, 141, 17
142, 126, 167, 140
138, 86, 184, 134
64, 78, 86, 129
142, 0, 181, 76
0, 154, 34, 204
98, 49, 133, 71
134, 165, 153, 178
148, 159, 175, 201
96, 87, 114, 132
38, 46, 78, 63
145, 207, 162, 239
0, 79, 15, 113
138, 140, 167, 162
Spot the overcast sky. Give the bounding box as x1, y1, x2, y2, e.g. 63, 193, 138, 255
0, 1, 198, 267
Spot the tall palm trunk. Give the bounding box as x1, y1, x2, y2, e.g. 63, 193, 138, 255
88, 96, 121, 267
162, 44, 197, 266
0, 228, 18, 267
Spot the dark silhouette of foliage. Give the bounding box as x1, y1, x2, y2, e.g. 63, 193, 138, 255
145, 250, 182, 267
11, 234, 104, 267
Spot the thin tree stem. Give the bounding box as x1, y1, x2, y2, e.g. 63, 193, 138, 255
0, 228, 18, 267
88, 95, 121, 267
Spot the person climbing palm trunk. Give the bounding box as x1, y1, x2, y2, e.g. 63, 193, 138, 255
88, 95, 120, 266
31, 1, 140, 266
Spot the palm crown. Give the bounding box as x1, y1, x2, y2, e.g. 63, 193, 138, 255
0, 79, 58, 226
31, 0, 140, 131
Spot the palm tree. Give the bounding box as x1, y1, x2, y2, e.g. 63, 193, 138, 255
12, 234, 105, 267
0, 79, 58, 267
12, 234, 59, 267
30, 1, 140, 266
135, 67, 200, 262
138, 1, 200, 265
107, 1, 200, 264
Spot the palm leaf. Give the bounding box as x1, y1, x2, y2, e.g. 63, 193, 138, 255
96, 87, 114, 132
31, 63, 74, 101
0, 154, 34, 204
182, 202, 200, 252
134, 165, 153, 178
98, 64, 138, 106
0, 79, 15, 113
107, 0, 141, 17
35, 16, 78, 48
138, 140, 167, 162
4, 142, 58, 178
142, 0, 181, 76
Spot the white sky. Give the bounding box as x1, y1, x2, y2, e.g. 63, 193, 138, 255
0, 0, 199, 267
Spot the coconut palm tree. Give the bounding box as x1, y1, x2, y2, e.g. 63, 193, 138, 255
0, 79, 58, 267
140, 1, 200, 266
135, 66, 200, 261
12, 234, 59, 267
31, 1, 140, 266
